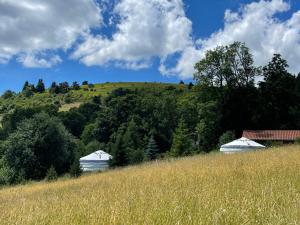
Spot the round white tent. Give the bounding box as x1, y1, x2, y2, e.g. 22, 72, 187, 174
80, 150, 112, 172
220, 137, 265, 154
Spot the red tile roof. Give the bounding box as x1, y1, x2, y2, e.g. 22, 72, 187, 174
242, 130, 300, 141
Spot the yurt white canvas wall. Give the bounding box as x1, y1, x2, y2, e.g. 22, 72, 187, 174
220, 137, 265, 154
80, 150, 112, 172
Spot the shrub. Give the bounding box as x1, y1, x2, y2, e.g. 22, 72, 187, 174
2, 90, 15, 99
69, 160, 82, 178
64, 94, 72, 104
295, 138, 300, 145
0, 167, 14, 185
219, 131, 235, 147
45, 166, 58, 182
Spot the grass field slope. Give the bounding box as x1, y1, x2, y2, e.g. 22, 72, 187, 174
1, 145, 300, 225
0, 82, 184, 114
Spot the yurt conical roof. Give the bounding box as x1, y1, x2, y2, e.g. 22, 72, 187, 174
220, 137, 265, 153
80, 150, 112, 161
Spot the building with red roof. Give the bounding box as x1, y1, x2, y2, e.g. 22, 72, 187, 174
242, 130, 300, 142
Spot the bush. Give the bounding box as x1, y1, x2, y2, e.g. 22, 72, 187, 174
219, 131, 235, 147
2, 90, 15, 99
45, 166, 58, 181
0, 167, 14, 185
22, 88, 34, 97
64, 94, 72, 104
295, 138, 300, 145
85, 140, 103, 155
69, 160, 82, 178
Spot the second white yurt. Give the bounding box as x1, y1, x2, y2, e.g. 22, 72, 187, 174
220, 137, 265, 154
80, 150, 112, 172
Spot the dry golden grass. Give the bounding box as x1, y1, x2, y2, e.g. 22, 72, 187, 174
59, 102, 83, 112
1, 145, 300, 225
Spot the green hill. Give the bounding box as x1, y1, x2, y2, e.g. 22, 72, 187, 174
0, 82, 185, 115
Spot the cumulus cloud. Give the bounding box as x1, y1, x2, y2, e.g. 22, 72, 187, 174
17, 53, 62, 68
73, 0, 300, 78
2, 0, 300, 78
172, 0, 300, 77
72, 0, 194, 73
0, 0, 102, 67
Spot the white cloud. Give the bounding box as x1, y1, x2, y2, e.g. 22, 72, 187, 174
2, 0, 300, 78
72, 0, 194, 76
0, 0, 102, 67
73, 0, 300, 79
172, 0, 300, 78
17, 53, 62, 68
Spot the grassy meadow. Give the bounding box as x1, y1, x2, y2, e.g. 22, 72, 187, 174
0, 82, 184, 114
1, 145, 300, 225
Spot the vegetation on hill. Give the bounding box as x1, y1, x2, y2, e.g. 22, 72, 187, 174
0, 42, 299, 185
0, 82, 181, 113
0, 145, 300, 225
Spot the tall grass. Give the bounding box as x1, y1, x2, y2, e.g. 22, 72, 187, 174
1, 145, 300, 225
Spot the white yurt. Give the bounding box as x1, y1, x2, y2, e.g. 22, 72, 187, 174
220, 137, 265, 154
80, 150, 112, 172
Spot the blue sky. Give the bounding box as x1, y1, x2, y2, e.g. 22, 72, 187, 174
0, 0, 300, 93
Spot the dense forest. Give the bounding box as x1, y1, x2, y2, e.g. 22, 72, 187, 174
0, 42, 299, 185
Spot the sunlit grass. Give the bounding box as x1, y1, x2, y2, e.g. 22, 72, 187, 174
0, 82, 184, 113
1, 145, 299, 225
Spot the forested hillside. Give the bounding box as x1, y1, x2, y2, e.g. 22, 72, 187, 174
0, 42, 299, 185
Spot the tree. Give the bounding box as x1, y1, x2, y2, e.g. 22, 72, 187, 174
93, 109, 116, 143
58, 82, 69, 94
196, 101, 221, 152
259, 54, 296, 128
92, 96, 101, 104
146, 135, 159, 160
85, 140, 102, 155
122, 119, 145, 164
59, 110, 86, 137
77, 102, 100, 123
179, 80, 185, 85
72, 81, 80, 90
82, 81, 88, 85
187, 82, 194, 90
2, 113, 76, 182
194, 45, 228, 87
69, 159, 82, 178
1, 105, 59, 135
49, 82, 59, 94
170, 119, 193, 157
2, 90, 15, 99
194, 42, 260, 88
36, 79, 45, 93
218, 131, 235, 147
109, 126, 128, 167
296, 73, 300, 96
225, 42, 259, 87
22, 87, 34, 97
45, 165, 58, 181
22, 81, 30, 92
81, 123, 97, 145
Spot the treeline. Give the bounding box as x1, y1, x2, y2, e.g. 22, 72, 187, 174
2, 80, 94, 99
0, 42, 299, 185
